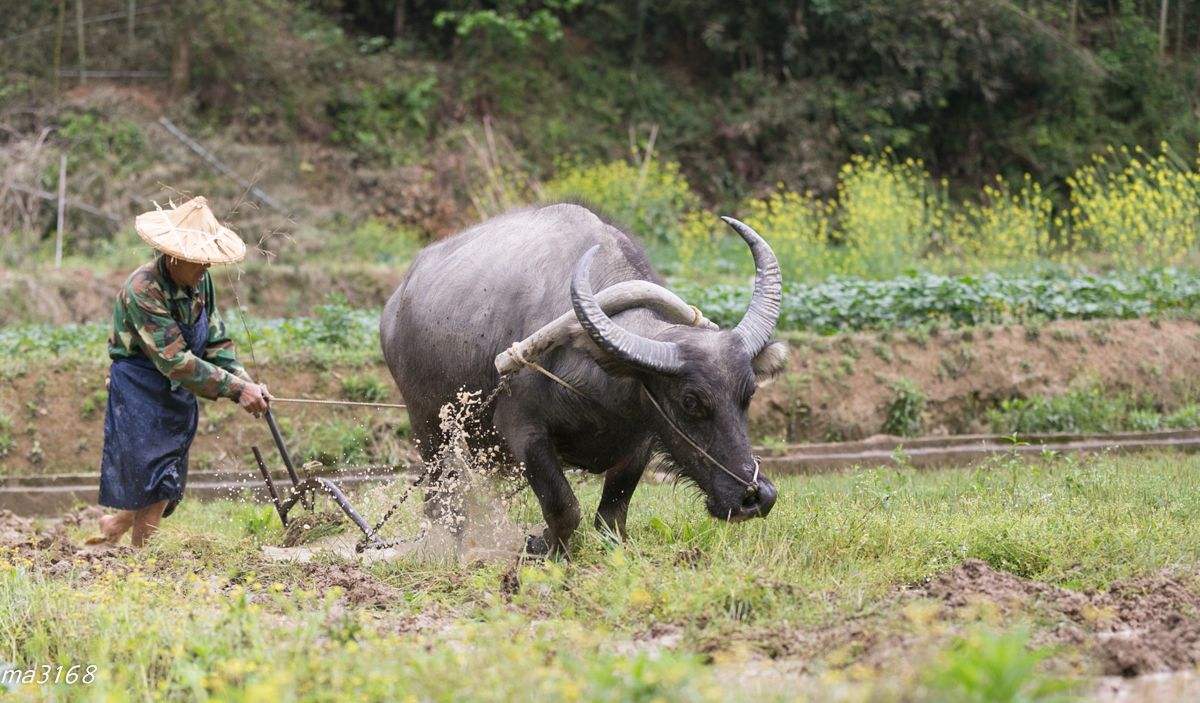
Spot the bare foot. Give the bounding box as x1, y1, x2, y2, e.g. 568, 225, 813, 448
85, 514, 127, 545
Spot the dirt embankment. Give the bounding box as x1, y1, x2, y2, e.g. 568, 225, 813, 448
752, 318, 1200, 442
0, 263, 403, 326
0, 362, 411, 477
5, 317, 1200, 476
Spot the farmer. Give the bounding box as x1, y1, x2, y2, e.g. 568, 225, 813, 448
91, 196, 271, 547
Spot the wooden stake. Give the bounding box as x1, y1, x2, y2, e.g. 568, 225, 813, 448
55, 154, 67, 268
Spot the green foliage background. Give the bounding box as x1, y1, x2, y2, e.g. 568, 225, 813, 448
4, 0, 1199, 204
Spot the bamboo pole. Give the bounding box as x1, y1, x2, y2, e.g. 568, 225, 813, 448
6, 182, 119, 224
157, 117, 286, 213
1160, 0, 1171, 56
54, 155, 67, 268
75, 0, 85, 86
52, 0, 65, 97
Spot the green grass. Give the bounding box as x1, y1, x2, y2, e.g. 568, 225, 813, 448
0, 411, 12, 459
0, 297, 381, 369
3, 451, 1199, 700
339, 373, 390, 403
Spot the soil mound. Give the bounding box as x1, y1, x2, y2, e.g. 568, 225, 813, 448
303, 562, 398, 607
921, 559, 1200, 676
0, 507, 133, 575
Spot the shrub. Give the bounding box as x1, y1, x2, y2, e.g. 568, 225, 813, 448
1068, 144, 1200, 265
883, 378, 925, 437
986, 386, 1155, 435
0, 412, 12, 458
1127, 409, 1163, 432
948, 174, 1057, 266
55, 110, 148, 179
301, 420, 370, 465
340, 374, 389, 403
739, 189, 837, 280
328, 74, 439, 165
542, 159, 698, 243
924, 628, 1073, 703
340, 220, 423, 265
80, 390, 108, 420
836, 151, 936, 278
1164, 404, 1200, 429
312, 294, 358, 347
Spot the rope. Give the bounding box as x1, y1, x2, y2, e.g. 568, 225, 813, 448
640, 386, 758, 492
504, 345, 593, 402
271, 396, 406, 410
221, 265, 261, 373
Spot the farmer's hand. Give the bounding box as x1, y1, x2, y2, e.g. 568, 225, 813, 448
238, 382, 271, 414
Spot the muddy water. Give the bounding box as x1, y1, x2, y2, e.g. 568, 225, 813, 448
1093, 671, 1200, 702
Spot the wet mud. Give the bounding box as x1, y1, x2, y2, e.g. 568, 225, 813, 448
922, 559, 1200, 677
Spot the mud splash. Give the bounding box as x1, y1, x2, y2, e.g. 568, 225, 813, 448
269, 387, 528, 563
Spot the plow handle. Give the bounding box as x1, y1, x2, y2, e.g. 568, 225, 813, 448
264, 408, 301, 489
263, 407, 313, 510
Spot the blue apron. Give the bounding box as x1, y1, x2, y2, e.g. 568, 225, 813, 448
99, 305, 209, 517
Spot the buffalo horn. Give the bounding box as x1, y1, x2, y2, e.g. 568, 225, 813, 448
571, 246, 685, 374
722, 216, 782, 357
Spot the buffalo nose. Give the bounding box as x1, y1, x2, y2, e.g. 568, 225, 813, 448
741, 477, 777, 518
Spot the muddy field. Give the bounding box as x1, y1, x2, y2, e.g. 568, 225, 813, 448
3, 452, 1200, 701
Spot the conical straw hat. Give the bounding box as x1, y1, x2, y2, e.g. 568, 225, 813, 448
134, 196, 246, 264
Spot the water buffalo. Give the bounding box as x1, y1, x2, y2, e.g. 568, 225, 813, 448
380, 203, 786, 555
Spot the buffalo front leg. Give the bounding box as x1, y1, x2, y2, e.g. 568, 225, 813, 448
516, 433, 580, 558
594, 446, 649, 541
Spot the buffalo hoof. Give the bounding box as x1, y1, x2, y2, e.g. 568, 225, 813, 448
523, 533, 551, 558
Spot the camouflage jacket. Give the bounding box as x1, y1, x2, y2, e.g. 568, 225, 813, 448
107, 255, 252, 401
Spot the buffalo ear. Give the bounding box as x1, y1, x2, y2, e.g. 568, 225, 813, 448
751, 340, 789, 379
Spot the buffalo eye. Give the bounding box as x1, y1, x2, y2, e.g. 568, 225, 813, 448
679, 390, 711, 419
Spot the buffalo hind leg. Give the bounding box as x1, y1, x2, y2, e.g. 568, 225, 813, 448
595, 445, 649, 541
